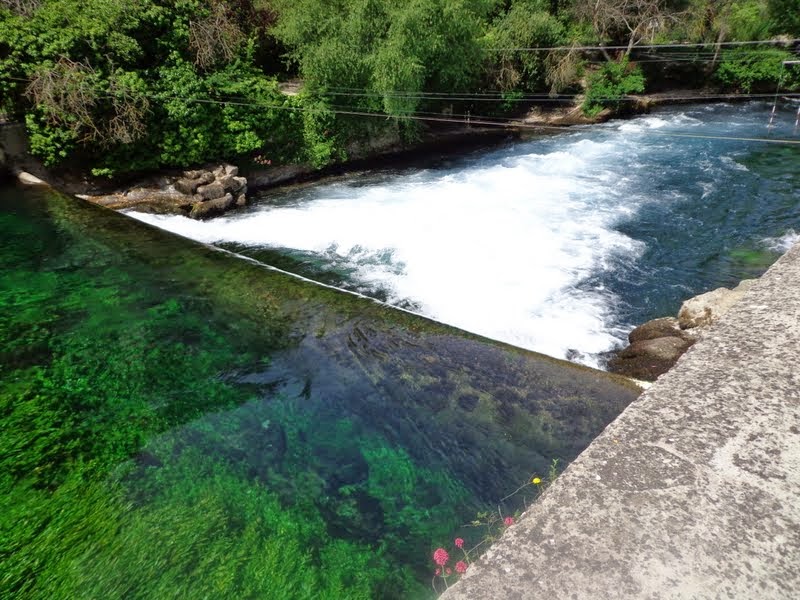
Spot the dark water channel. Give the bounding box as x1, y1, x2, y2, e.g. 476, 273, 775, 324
0, 186, 638, 598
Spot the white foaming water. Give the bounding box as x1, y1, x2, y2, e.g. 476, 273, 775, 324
128, 115, 703, 367
763, 230, 800, 253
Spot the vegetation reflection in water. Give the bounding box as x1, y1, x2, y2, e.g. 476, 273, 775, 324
0, 185, 639, 598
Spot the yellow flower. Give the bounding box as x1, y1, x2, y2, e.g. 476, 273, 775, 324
532, 477, 542, 485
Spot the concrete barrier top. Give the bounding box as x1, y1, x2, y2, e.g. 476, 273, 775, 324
443, 241, 800, 600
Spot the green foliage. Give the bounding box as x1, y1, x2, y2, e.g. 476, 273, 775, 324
582, 58, 645, 116
485, 0, 567, 91
1, 195, 486, 598
723, 0, 772, 41
2, 0, 796, 174
0, 0, 320, 175
273, 0, 494, 118
715, 48, 800, 93
767, 0, 800, 36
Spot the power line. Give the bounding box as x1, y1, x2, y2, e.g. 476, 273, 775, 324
144, 92, 800, 145
11, 73, 799, 105
316, 90, 800, 104
6, 77, 800, 145
487, 39, 799, 52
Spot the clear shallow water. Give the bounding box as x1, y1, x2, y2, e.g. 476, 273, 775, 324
132, 102, 800, 367
0, 186, 637, 598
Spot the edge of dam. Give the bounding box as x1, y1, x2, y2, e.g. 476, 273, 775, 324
442, 239, 800, 599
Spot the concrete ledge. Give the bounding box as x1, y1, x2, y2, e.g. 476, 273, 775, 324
443, 242, 800, 599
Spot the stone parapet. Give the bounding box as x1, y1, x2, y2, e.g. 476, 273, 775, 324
443, 241, 800, 599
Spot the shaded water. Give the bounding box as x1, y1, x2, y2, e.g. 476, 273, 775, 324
0, 186, 637, 598
133, 102, 800, 367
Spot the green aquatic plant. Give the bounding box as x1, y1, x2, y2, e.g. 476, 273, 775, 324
1, 188, 639, 598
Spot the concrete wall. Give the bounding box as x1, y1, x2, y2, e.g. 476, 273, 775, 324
443, 242, 800, 599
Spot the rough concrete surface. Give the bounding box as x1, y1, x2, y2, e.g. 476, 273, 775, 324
443, 243, 800, 600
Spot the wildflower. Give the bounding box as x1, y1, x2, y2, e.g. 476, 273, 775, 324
503, 516, 515, 526
454, 538, 464, 549
455, 561, 468, 574
532, 477, 542, 485
446, 568, 452, 575
433, 548, 449, 566
435, 568, 441, 576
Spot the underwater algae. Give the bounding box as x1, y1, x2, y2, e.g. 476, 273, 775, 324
0, 185, 639, 598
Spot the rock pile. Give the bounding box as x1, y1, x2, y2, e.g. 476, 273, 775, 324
608, 279, 756, 381
176, 165, 248, 219
84, 163, 248, 219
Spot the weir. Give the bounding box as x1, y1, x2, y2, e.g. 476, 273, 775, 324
442, 239, 800, 599
0, 183, 639, 598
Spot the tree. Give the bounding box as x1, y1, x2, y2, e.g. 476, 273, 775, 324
486, 0, 567, 92
573, 0, 690, 54
767, 0, 800, 37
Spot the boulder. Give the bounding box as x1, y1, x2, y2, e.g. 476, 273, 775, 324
189, 193, 234, 219
219, 174, 246, 194
174, 171, 214, 195
235, 193, 247, 207
628, 317, 691, 344
678, 279, 756, 329
174, 178, 200, 196
608, 336, 695, 382
224, 164, 239, 177
196, 181, 226, 201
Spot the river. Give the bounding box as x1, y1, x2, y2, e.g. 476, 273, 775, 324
132, 101, 800, 368
0, 184, 637, 599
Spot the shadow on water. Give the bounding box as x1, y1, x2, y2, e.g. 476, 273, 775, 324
0, 184, 639, 598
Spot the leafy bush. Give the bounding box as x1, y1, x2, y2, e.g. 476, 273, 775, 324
582, 58, 645, 117
715, 48, 800, 93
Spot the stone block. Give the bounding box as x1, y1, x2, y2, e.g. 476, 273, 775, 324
189, 193, 234, 219
196, 181, 226, 201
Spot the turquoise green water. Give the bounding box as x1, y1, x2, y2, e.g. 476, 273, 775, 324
0, 185, 638, 598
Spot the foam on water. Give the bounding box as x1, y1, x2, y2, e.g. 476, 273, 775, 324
132, 135, 653, 367
129, 103, 800, 368
763, 230, 800, 253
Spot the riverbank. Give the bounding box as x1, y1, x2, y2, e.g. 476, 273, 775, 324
2, 92, 658, 218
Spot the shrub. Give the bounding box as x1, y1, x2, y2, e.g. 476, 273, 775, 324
714, 47, 800, 93
582, 58, 645, 117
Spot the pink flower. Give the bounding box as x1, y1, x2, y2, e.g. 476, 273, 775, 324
433, 548, 449, 566
503, 516, 515, 526
454, 537, 464, 549
455, 561, 468, 574
446, 568, 452, 575
434, 568, 441, 576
